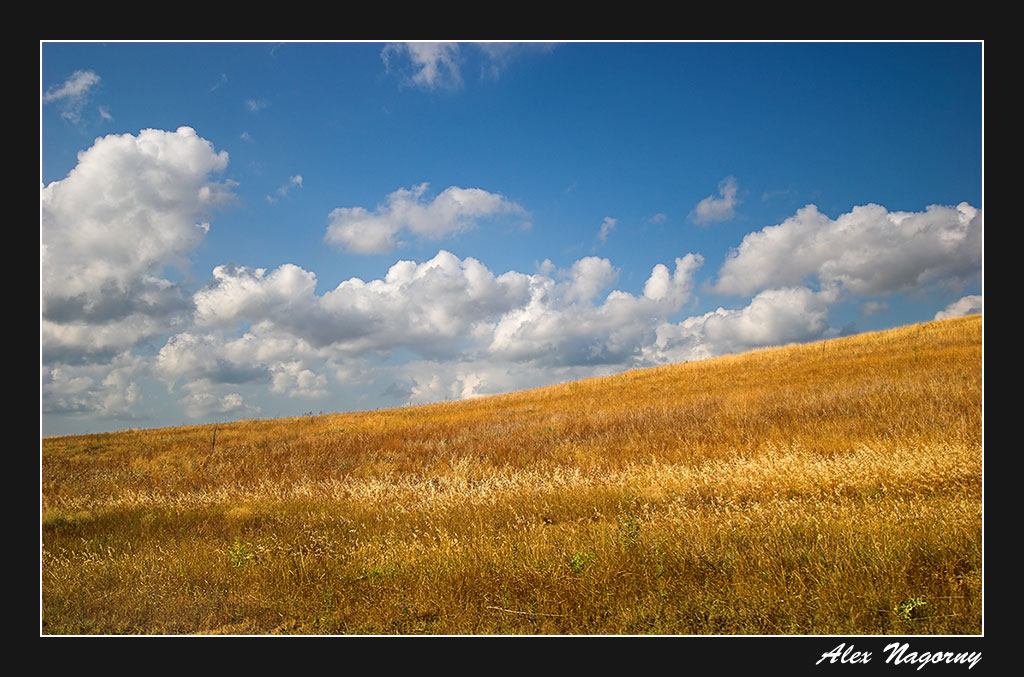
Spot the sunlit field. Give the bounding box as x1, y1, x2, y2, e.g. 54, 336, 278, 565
41, 315, 982, 635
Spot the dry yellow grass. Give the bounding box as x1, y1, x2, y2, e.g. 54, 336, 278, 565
41, 315, 982, 635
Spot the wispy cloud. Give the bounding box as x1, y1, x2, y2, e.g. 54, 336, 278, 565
210, 73, 228, 92
761, 188, 796, 202
267, 174, 303, 204
43, 70, 101, 124
382, 43, 462, 90
245, 98, 269, 112
596, 217, 616, 245
475, 42, 557, 80
382, 42, 555, 90
860, 300, 889, 318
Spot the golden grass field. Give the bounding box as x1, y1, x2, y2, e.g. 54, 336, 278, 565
40, 314, 982, 635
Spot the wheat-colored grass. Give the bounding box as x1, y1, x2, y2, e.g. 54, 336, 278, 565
41, 315, 982, 634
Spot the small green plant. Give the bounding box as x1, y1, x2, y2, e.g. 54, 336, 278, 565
861, 484, 886, 501
355, 564, 395, 582
616, 492, 642, 548
228, 539, 256, 569
567, 550, 595, 574
894, 596, 927, 621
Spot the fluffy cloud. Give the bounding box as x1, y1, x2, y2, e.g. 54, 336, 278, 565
165, 251, 704, 401
643, 257, 702, 305
270, 362, 329, 399
194, 264, 318, 328
645, 285, 838, 364
564, 257, 617, 304
690, 176, 740, 225
41, 353, 143, 419
154, 242, 833, 418
180, 391, 258, 420
487, 254, 704, 366
42, 131, 982, 431
387, 359, 620, 408
934, 295, 983, 320
43, 70, 101, 123
41, 127, 233, 363
154, 331, 271, 388
325, 183, 526, 254
156, 326, 332, 408
713, 202, 982, 297
192, 250, 533, 359
42, 313, 184, 365
40, 128, 229, 297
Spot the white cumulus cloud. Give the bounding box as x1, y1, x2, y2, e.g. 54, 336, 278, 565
325, 183, 526, 254
188, 250, 533, 360
388, 359, 618, 408
487, 254, 704, 366
564, 257, 618, 304
934, 295, 982, 320
41, 126, 234, 362
194, 263, 318, 327
163, 250, 706, 406
713, 202, 982, 298
645, 285, 838, 365
270, 362, 329, 399
180, 391, 258, 419
41, 353, 143, 419
690, 176, 740, 225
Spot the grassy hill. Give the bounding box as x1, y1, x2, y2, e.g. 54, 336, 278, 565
41, 314, 982, 635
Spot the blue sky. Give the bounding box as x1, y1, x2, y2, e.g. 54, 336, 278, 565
40, 41, 983, 437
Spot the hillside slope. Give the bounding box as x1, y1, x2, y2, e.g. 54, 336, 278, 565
42, 315, 983, 635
